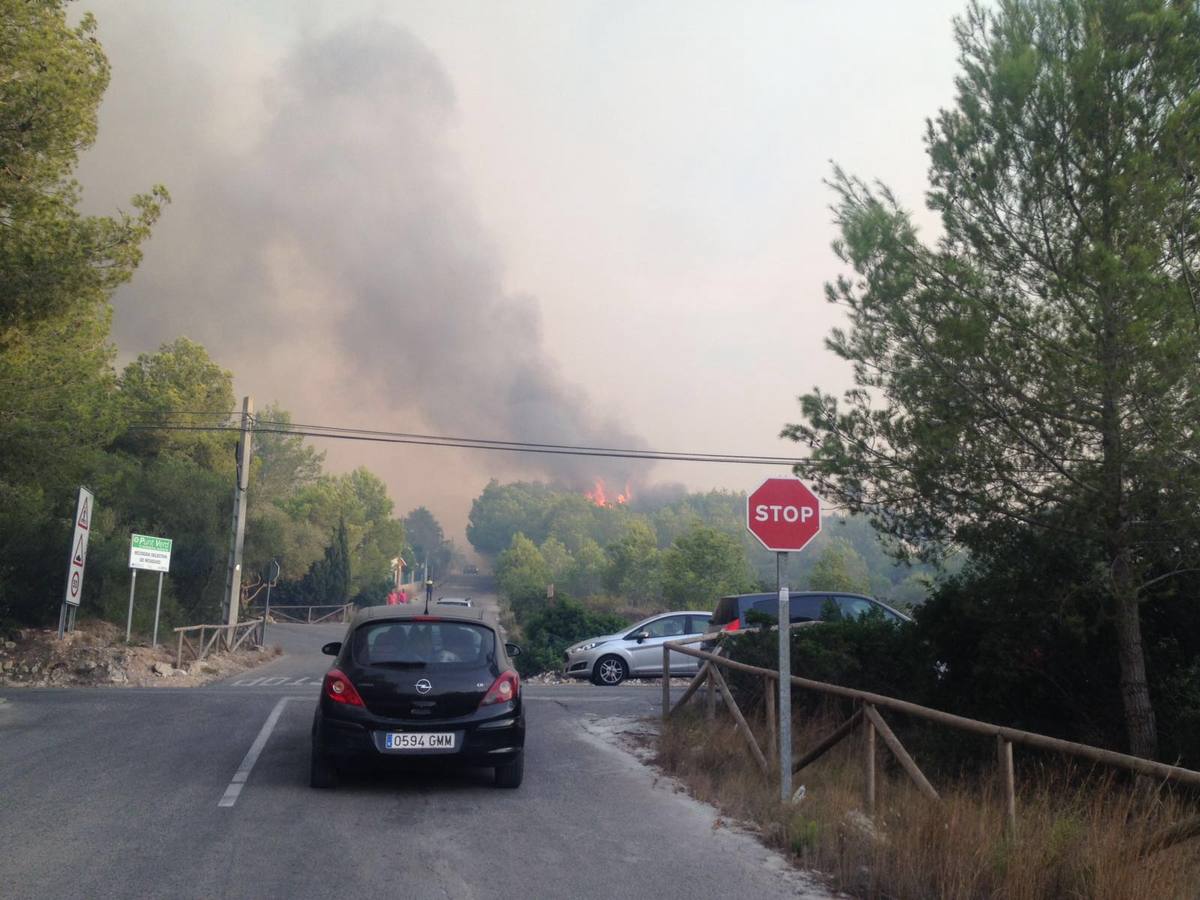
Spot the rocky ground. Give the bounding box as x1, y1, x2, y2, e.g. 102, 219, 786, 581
0, 620, 281, 688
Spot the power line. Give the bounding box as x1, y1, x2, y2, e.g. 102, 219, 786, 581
122, 420, 811, 467
252, 417, 808, 464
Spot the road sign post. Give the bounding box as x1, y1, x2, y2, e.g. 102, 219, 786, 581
746, 476, 823, 803
128, 534, 173, 644
126, 569, 138, 644
152, 572, 165, 648
59, 486, 95, 639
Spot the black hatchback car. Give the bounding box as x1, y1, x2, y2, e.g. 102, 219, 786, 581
310, 606, 526, 789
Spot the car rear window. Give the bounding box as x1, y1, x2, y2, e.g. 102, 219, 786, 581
749, 595, 832, 624
352, 621, 494, 668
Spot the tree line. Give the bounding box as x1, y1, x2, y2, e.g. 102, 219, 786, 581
0, 3, 451, 634
784, 0, 1200, 763
471, 479, 945, 675
472, 479, 941, 616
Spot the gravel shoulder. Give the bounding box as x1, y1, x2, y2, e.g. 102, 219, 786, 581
0, 619, 282, 688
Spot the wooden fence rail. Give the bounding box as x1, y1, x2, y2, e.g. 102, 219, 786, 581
246, 603, 353, 625
174, 618, 263, 669
662, 635, 1200, 844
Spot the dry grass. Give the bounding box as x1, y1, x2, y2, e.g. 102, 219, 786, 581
657, 707, 1200, 899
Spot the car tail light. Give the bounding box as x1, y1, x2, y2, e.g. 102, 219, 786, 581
323, 668, 365, 707
480, 670, 520, 707
723, 619, 741, 632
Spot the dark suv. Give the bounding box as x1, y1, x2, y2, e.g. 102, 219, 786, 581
310, 606, 525, 789
711, 591, 910, 634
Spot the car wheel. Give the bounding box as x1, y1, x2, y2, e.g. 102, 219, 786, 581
592, 655, 628, 687
494, 751, 524, 789
309, 747, 338, 789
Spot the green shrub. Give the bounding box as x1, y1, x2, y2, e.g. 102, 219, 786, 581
513, 596, 628, 677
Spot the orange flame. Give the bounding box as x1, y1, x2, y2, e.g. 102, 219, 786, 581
585, 479, 632, 507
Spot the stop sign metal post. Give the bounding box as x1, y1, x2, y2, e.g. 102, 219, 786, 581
746, 477, 823, 802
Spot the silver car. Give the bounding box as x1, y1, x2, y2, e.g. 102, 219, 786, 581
562, 610, 713, 686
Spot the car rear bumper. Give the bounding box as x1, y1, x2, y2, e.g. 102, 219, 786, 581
313, 704, 525, 766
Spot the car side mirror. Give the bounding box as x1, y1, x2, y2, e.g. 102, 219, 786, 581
505, 642, 522, 657
634, 631, 650, 644
321, 641, 341, 656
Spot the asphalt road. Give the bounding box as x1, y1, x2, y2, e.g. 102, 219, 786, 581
0, 577, 829, 900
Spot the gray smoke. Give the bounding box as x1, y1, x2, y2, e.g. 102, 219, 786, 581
92, 18, 649, 488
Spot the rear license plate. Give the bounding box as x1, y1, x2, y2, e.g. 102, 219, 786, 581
384, 732, 456, 751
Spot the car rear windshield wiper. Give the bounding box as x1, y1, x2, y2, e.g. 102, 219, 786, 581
370, 660, 427, 668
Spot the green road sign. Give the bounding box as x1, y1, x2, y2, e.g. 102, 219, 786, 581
130, 533, 173, 572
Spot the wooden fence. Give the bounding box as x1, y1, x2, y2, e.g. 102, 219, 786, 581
662, 632, 1200, 849
246, 603, 354, 625
174, 618, 263, 669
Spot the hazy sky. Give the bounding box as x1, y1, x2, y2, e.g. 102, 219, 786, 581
76, 0, 967, 537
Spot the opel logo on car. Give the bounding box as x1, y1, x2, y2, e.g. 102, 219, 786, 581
415, 678, 432, 695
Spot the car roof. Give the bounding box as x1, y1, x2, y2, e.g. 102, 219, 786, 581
715, 591, 912, 622
351, 605, 488, 625
723, 590, 872, 600
636, 610, 712, 621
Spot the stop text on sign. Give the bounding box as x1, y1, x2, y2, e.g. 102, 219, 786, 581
745, 477, 823, 553
753, 504, 816, 524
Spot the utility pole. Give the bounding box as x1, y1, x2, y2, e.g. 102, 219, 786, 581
222, 396, 254, 630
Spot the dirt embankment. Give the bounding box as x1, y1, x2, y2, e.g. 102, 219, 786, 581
0, 620, 281, 688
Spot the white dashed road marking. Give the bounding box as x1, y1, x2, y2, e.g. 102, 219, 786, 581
218, 696, 294, 808
231, 675, 319, 686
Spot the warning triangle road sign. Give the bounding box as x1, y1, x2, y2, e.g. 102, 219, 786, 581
79, 497, 90, 530
73, 534, 86, 567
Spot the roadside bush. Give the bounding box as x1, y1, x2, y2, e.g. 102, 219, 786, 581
512, 596, 627, 677
725, 613, 935, 715
350, 578, 392, 608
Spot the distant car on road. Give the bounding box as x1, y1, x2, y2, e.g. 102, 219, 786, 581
310, 606, 525, 789
562, 610, 713, 686
710, 591, 910, 635
464, 564, 479, 575
435, 597, 472, 608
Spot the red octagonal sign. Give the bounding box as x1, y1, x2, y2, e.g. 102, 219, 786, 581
746, 477, 823, 552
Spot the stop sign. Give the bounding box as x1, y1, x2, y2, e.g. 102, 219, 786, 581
746, 477, 822, 552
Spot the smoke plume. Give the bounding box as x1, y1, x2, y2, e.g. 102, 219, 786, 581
89, 17, 648, 489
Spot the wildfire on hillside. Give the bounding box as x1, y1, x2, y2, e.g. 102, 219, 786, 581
585, 479, 632, 508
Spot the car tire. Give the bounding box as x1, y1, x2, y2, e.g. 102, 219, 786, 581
309, 747, 338, 789
592, 655, 628, 687
494, 751, 524, 789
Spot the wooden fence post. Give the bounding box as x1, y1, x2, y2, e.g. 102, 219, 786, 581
705, 668, 716, 722
708, 664, 769, 775
998, 735, 1016, 837
863, 704, 876, 816
176, 630, 184, 669
668, 662, 710, 718
862, 704, 941, 803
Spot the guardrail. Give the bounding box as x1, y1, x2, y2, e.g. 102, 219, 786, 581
662, 630, 1200, 850
246, 603, 353, 625
174, 618, 263, 669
